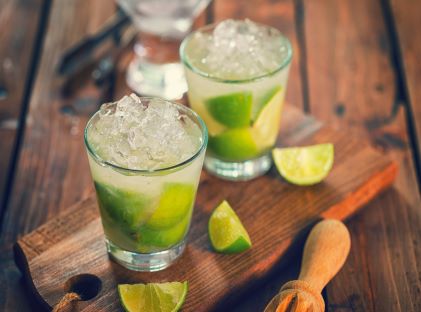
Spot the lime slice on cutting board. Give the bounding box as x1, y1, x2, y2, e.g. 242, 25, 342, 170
272, 143, 334, 185
208, 128, 259, 161
208, 200, 252, 253
118, 281, 188, 312
145, 183, 194, 229
205, 92, 253, 128
252, 87, 284, 150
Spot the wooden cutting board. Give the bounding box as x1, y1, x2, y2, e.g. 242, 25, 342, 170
14, 105, 397, 312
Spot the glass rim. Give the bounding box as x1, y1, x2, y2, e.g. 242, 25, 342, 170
84, 97, 208, 175
180, 22, 293, 84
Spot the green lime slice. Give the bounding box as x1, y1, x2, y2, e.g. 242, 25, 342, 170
252, 87, 284, 150
205, 92, 253, 128
252, 86, 283, 122
118, 281, 188, 312
145, 183, 195, 229
94, 182, 152, 230
208, 128, 259, 161
272, 143, 334, 185
137, 215, 190, 251
208, 200, 252, 253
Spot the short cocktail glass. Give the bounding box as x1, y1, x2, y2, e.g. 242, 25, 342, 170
84, 95, 207, 271
180, 20, 292, 180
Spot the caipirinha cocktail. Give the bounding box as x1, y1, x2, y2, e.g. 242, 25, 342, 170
84, 94, 207, 271
181, 19, 292, 180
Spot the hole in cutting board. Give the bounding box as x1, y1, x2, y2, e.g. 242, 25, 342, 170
64, 274, 102, 301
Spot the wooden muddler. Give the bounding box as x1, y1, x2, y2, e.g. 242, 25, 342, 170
265, 219, 351, 312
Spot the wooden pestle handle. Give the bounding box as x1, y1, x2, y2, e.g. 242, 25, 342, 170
297, 219, 351, 292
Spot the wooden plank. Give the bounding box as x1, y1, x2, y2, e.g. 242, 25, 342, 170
14, 105, 397, 311
0, 1, 115, 311
302, 0, 421, 311
389, 0, 421, 171
213, 0, 304, 111
0, 0, 44, 213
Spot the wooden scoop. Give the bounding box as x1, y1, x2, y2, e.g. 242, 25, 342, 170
264, 219, 351, 312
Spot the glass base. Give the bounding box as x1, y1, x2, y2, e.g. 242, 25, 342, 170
204, 153, 272, 181
126, 58, 187, 100
106, 239, 186, 272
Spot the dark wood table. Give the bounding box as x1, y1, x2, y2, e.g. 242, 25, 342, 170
1, 0, 420, 311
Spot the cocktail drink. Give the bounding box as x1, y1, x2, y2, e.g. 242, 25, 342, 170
84, 95, 207, 271
180, 20, 292, 180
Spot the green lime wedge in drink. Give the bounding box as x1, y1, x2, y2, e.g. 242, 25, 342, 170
205, 92, 252, 128
94, 182, 151, 230
118, 281, 188, 312
272, 143, 334, 185
252, 87, 284, 150
145, 183, 194, 230
138, 215, 190, 251
208, 128, 259, 161
208, 200, 252, 253
252, 86, 283, 122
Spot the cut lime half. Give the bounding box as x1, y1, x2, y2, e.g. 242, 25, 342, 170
272, 143, 334, 185
118, 281, 188, 312
208, 200, 252, 253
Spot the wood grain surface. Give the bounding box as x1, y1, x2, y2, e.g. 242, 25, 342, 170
1, 0, 421, 311
14, 105, 397, 312
0, 0, 44, 213
0, 1, 115, 311
389, 0, 421, 170
303, 0, 421, 311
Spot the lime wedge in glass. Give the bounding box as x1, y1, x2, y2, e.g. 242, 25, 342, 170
94, 182, 152, 231
208, 200, 252, 253
138, 215, 190, 251
145, 183, 194, 229
205, 92, 253, 128
272, 143, 334, 185
252, 87, 284, 150
252, 86, 283, 122
208, 128, 259, 161
118, 281, 188, 312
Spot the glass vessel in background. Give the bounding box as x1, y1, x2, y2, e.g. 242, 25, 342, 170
117, 0, 212, 100
180, 20, 292, 181
84, 95, 207, 271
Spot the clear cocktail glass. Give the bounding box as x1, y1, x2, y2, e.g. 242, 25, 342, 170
180, 20, 292, 180
117, 0, 212, 100
84, 95, 207, 271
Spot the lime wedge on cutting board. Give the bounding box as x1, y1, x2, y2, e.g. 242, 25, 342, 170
118, 281, 188, 312
272, 143, 334, 185
208, 200, 252, 253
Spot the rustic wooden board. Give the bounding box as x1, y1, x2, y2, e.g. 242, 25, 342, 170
14, 105, 397, 311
